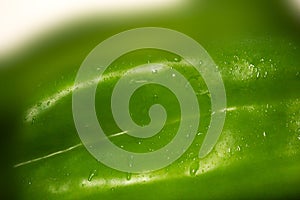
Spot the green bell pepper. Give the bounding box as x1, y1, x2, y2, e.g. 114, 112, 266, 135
1, 0, 299, 199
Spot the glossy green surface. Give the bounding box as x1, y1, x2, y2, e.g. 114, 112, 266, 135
0, 0, 300, 199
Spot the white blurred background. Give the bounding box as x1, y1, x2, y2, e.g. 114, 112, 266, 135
0, 0, 185, 58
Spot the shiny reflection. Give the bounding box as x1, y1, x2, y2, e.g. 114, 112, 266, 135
24, 61, 190, 123
44, 130, 236, 193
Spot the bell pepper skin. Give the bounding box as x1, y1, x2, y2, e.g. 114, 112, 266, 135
1, 0, 300, 199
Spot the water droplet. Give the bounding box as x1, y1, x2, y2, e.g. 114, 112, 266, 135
237, 146, 241, 151
256, 71, 260, 78
138, 141, 142, 145
174, 57, 179, 62
228, 148, 231, 153
265, 109, 268, 113
260, 58, 264, 62
88, 169, 97, 181
199, 61, 202, 65
28, 181, 32, 185
120, 145, 124, 148
184, 82, 190, 88
189, 159, 199, 176
214, 65, 219, 72
197, 132, 203, 136
151, 69, 157, 74
129, 155, 134, 168
286, 123, 289, 128
126, 173, 132, 181
172, 73, 176, 77
264, 71, 268, 78
297, 135, 300, 140
263, 131, 266, 137
31, 117, 36, 125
